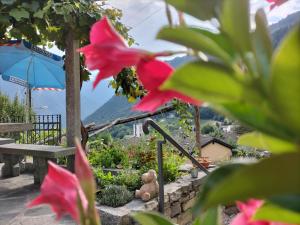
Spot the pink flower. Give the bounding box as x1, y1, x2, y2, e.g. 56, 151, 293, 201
231, 199, 296, 225
266, 0, 288, 10
79, 17, 200, 112
27, 161, 87, 222
78, 17, 147, 88
134, 59, 201, 112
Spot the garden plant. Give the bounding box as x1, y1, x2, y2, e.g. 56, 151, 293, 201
27, 0, 299, 225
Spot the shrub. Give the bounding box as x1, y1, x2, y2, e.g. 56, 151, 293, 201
98, 185, 133, 207
114, 171, 142, 191
93, 168, 114, 189
88, 144, 129, 169
161, 154, 184, 183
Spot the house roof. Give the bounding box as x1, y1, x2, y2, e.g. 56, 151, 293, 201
201, 135, 233, 149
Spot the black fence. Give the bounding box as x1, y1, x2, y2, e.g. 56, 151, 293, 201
0, 114, 62, 146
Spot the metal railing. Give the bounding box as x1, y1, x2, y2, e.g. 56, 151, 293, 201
142, 118, 210, 213
0, 114, 62, 145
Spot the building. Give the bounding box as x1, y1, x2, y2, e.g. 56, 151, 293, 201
201, 136, 233, 163
133, 123, 144, 137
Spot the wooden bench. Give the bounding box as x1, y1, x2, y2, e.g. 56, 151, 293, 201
0, 143, 75, 184
0, 123, 33, 133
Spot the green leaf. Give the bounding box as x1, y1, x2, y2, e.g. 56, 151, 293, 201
9, 8, 30, 21
193, 164, 244, 214
161, 61, 243, 104
203, 152, 300, 208
252, 9, 272, 78
1, 0, 17, 4
254, 202, 300, 224
199, 207, 222, 225
271, 25, 300, 136
191, 28, 236, 58
223, 102, 295, 142
269, 195, 300, 213
166, 0, 222, 21
133, 212, 174, 225
34, 10, 44, 19
220, 0, 251, 52
238, 132, 297, 154
157, 27, 232, 64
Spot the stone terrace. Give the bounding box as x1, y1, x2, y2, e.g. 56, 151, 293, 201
0, 163, 75, 225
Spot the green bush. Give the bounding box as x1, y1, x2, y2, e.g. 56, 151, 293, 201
88, 144, 129, 169
161, 154, 184, 183
98, 185, 133, 207
93, 168, 115, 189
114, 171, 142, 191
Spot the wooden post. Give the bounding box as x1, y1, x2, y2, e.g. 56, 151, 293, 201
65, 31, 81, 172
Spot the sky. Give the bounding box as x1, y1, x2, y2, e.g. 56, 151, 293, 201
1, 0, 299, 122
107, 0, 300, 52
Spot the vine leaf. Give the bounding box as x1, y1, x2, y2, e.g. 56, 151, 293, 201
9, 8, 30, 21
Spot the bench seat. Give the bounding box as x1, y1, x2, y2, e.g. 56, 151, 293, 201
0, 143, 75, 184
0, 138, 15, 145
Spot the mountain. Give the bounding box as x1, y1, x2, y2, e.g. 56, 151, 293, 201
0, 78, 114, 127
84, 95, 139, 125
84, 11, 300, 125
270, 11, 300, 47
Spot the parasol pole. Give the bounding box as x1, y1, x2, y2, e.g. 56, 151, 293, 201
25, 84, 31, 123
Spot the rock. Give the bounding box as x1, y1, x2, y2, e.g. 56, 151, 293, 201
171, 202, 181, 217
177, 211, 192, 225
182, 198, 195, 212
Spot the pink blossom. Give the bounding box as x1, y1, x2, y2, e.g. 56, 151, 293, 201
27, 161, 87, 222
78, 17, 147, 88
231, 199, 297, 225
266, 0, 288, 10
134, 59, 201, 112
79, 17, 200, 112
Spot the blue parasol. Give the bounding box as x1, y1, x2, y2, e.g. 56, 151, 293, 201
0, 40, 65, 89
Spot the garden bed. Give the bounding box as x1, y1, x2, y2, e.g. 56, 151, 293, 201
97, 171, 208, 225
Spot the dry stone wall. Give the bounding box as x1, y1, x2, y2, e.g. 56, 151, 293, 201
97, 171, 207, 225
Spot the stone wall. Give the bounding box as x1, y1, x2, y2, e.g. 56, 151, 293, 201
97, 171, 207, 225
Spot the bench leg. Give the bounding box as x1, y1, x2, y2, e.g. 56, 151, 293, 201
1, 154, 20, 177
33, 157, 57, 185
67, 155, 75, 172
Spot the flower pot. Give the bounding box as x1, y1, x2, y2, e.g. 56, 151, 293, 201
190, 168, 199, 178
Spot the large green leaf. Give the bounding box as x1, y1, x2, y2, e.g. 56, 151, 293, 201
157, 27, 232, 64
133, 212, 174, 225
271, 25, 300, 136
193, 164, 244, 214
161, 61, 243, 104
269, 195, 300, 213
238, 132, 297, 154
193, 207, 221, 225
252, 9, 272, 78
223, 102, 295, 142
166, 0, 222, 21
254, 202, 300, 224
191, 28, 236, 58
203, 152, 300, 208
9, 8, 30, 21
220, 0, 251, 52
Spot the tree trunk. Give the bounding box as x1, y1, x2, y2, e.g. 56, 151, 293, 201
194, 106, 201, 156
65, 30, 82, 165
